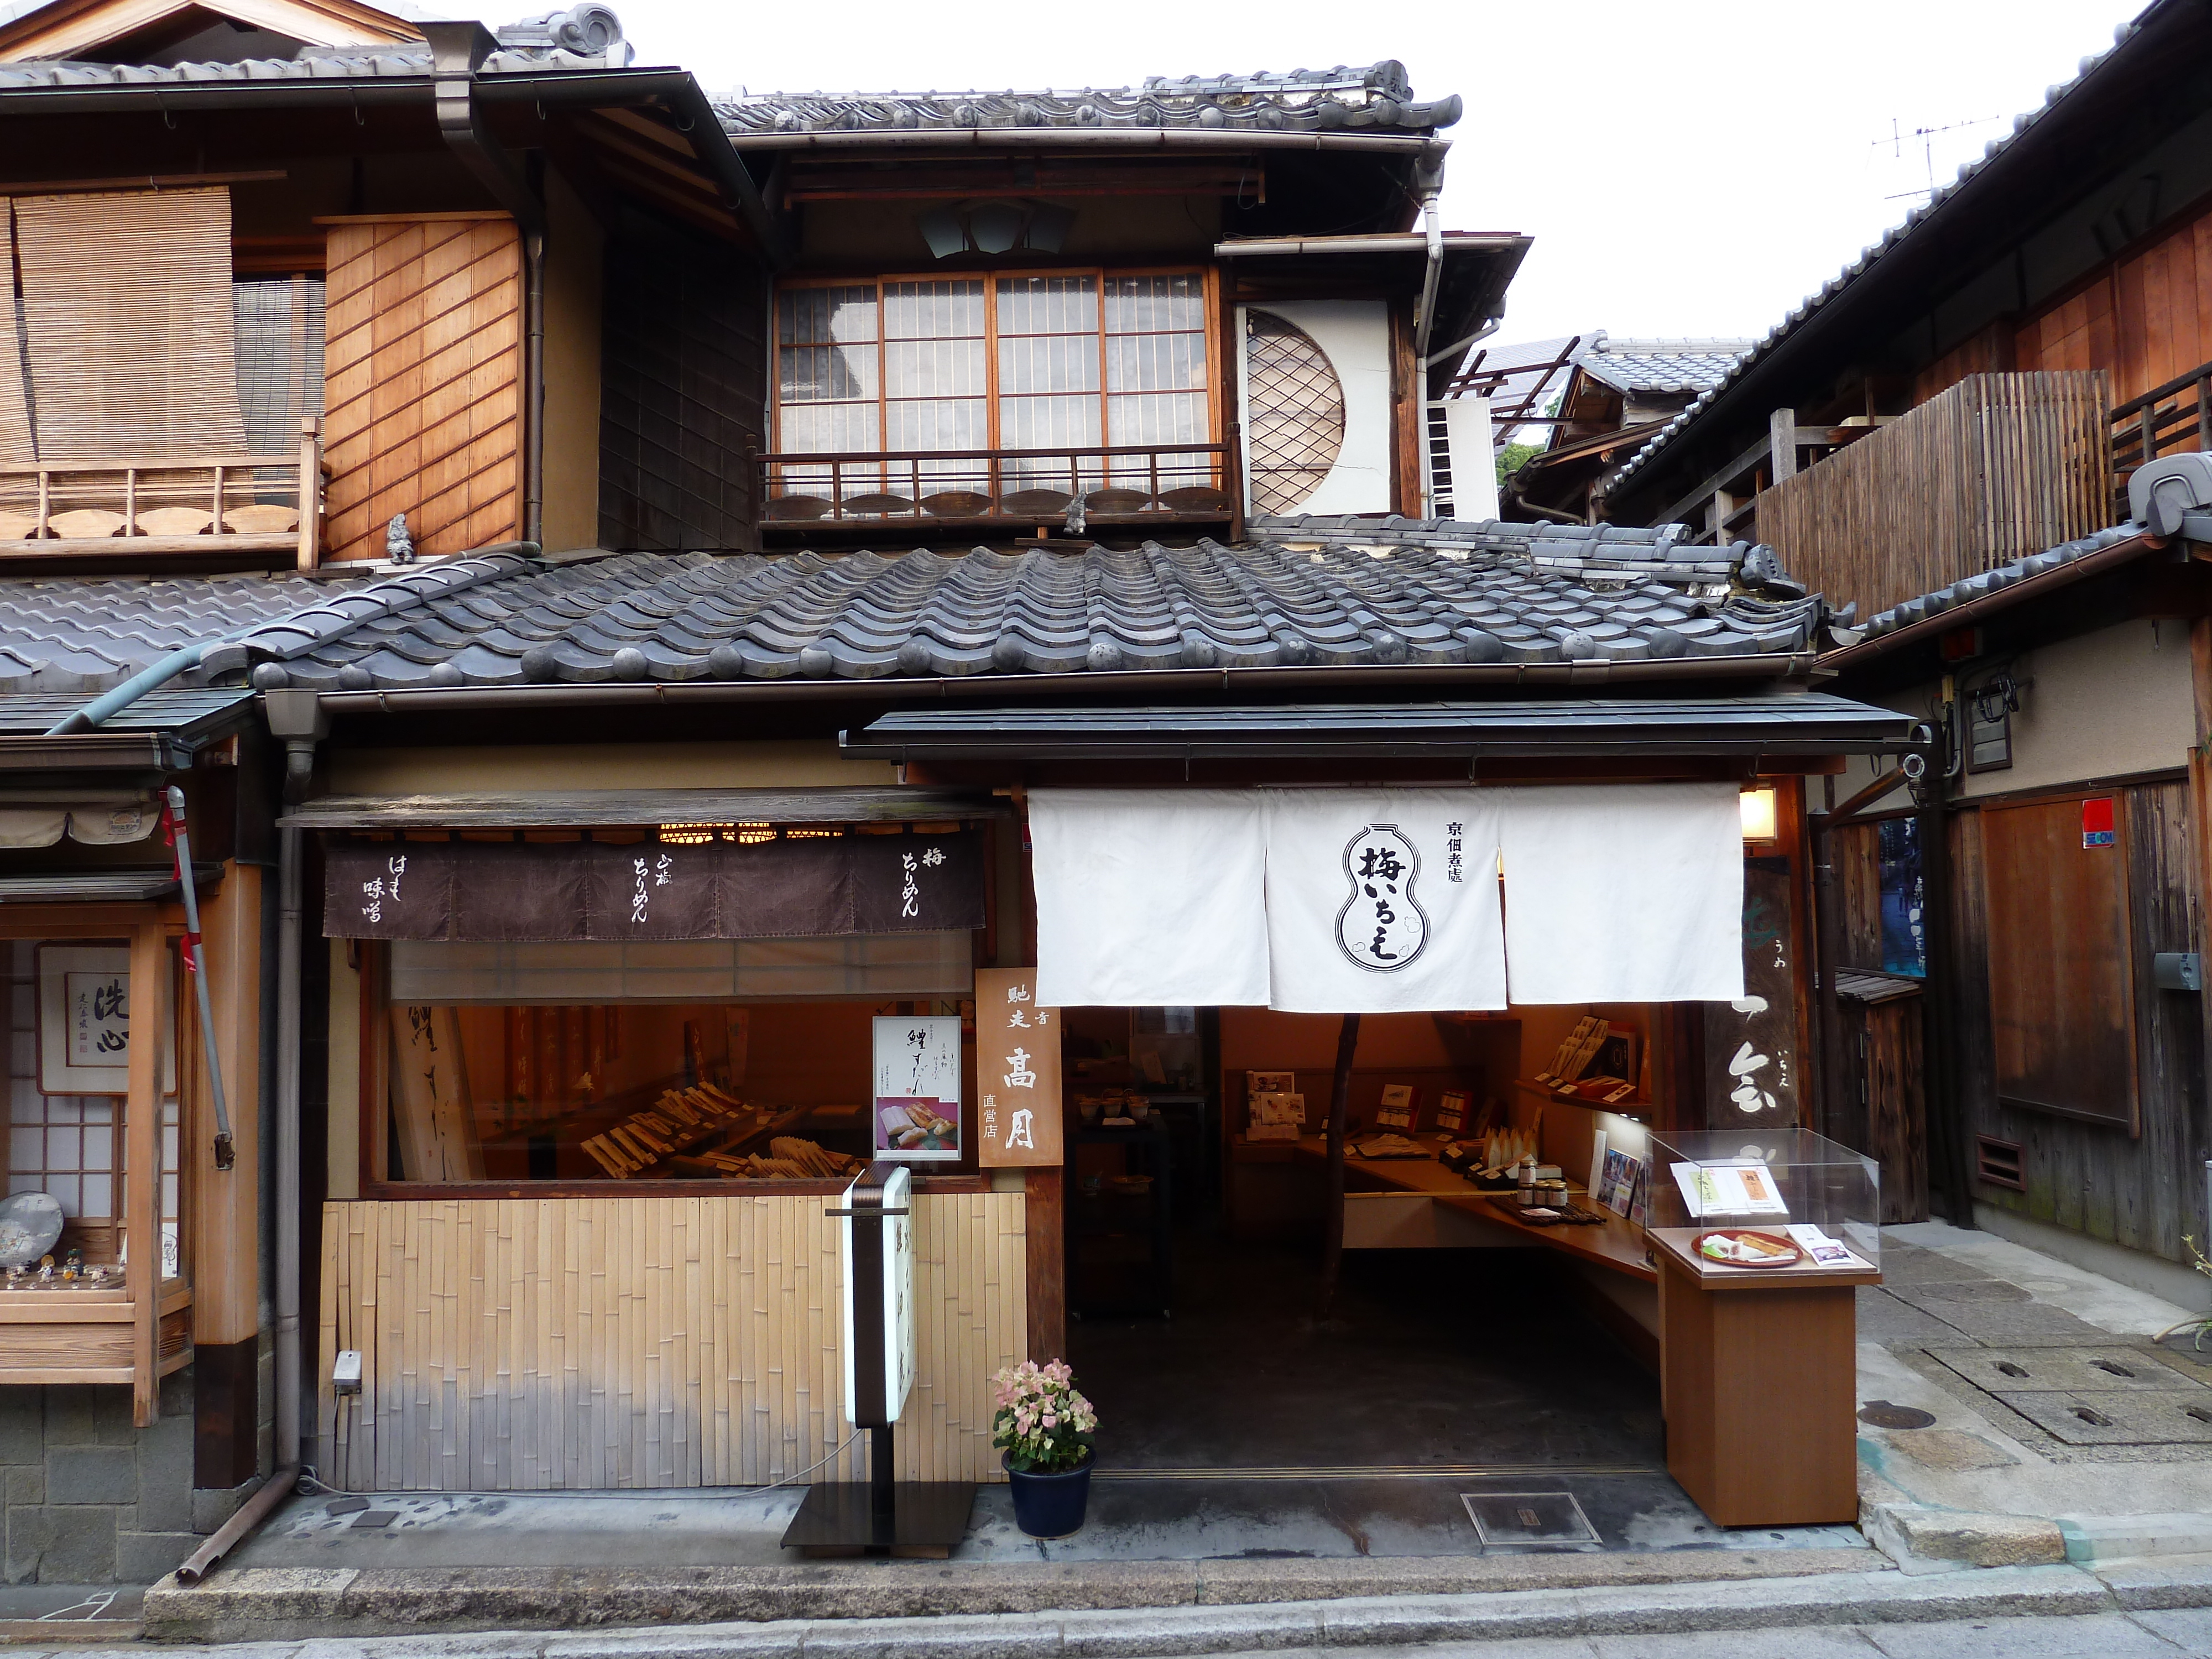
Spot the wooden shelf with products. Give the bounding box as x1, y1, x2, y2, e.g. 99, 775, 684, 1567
1514, 1078, 1651, 1118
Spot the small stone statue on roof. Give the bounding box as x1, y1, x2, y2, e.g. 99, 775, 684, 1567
386, 513, 415, 565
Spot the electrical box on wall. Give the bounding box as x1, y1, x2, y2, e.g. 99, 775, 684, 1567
2154, 952, 2202, 992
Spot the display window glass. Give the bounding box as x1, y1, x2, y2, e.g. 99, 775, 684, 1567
367, 983, 982, 1190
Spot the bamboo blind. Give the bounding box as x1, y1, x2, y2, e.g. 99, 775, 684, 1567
322, 216, 521, 564
317, 1192, 1027, 1491
1757, 371, 2111, 619
11, 187, 249, 463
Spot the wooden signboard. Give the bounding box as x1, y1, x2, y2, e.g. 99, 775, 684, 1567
973, 967, 1063, 1168
1704, 857, 1802, 1130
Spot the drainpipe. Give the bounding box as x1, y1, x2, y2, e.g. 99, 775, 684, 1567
262, 689, 328, 1474
42, 621, 265, 737
1410, 143, 1446, 519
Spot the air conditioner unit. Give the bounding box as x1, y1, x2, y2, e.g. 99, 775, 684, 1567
1425, 395, 1498, 522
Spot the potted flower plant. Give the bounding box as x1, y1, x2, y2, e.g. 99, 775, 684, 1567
990, 1358, 1097, 1537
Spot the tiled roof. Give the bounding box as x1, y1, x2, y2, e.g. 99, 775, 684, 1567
714, 61, 1460, 139
0, 573, 372, 694
0, 8, 631, 85
1577, 337, 1753, 398
1606, 9, 2154, 498
214, 520, 1828, 692
1843, 522, 2143, 644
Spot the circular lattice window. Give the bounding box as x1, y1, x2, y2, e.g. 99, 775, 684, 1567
1245, 311, 1346, 515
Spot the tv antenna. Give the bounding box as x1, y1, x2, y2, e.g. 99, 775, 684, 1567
1874, 113, 2007, 202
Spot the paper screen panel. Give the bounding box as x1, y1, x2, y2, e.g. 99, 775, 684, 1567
13, 187, 247, 462
324, 215, 521, 562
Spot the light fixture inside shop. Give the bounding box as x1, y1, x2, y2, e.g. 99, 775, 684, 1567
1740, 786, 1779, 846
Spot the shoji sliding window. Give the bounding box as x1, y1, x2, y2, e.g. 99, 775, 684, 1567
775, 269, 1213, 498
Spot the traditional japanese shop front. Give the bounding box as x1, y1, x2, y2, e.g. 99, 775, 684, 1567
310, 794, 1030, 1491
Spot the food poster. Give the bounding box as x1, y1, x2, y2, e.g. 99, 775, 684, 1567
973, 967, 1063, 1167
872, 1014, 963, 1161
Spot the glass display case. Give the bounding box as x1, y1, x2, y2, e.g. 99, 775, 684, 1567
1645, 1128, 1879, 1281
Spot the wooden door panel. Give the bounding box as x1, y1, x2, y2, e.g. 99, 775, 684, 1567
1980, 796, 2136, 1129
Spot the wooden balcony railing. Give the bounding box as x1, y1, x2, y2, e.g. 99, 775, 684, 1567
0, 418, 324, 570
759, 441, 1233, 534
1757, 372, 2111, 619
2111, 358, 2212, 486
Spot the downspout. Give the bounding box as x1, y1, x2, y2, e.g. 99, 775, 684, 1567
525, 228, 545, 547
262, 690, 328, 1478
1410, 143, 1446, 519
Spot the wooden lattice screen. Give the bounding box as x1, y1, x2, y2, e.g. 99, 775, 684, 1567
1756, 371, 2111, 619
1245, 311, 1344, 515
324, 213, 521, 563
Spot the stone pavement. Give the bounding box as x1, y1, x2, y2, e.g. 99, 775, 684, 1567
110, 1218, 2212, 1644
1850, 1219, 2212, 1572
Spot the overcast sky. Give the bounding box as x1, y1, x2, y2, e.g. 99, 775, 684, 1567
610, 0, 2147, 351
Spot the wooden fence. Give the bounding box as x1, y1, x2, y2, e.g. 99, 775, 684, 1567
1758, 371, 2110, 619
318, 1191, 1026, 1490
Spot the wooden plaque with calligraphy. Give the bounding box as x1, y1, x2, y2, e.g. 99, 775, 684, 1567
974, 967, 1064, 1168
1704, 857, 1803, 1130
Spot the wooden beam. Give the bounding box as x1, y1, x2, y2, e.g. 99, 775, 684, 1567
1024, 1168, 1064, 1362
1315, 1013, 1360, 1320
1651, 430, 1777, 531
127, 920, 166, 1430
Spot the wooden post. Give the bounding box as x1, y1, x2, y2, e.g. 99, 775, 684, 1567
297, 418, 320, 571
1769, 408, 1799, 484
127, 922, 167, 1429
1024, 1167, 1065, 1361
1316, 1013, 1361, 1319
2189, 622, 2212, 1240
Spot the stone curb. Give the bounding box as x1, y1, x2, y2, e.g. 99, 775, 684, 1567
139, 1550, 1882, 1644
124, 1558, 2212, 1655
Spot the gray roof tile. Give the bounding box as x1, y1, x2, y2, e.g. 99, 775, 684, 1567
716, 61, 1459, 140
226, 519, 1826, 691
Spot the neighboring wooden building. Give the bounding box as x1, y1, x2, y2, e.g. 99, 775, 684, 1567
1601, 0, 2212, 1302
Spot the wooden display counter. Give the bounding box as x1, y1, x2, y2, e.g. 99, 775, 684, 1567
1280, 1133, 1654, 1282
1651, 1229, 1880, 1527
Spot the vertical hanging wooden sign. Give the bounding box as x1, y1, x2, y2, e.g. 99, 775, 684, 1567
973, 967, 1064, 1167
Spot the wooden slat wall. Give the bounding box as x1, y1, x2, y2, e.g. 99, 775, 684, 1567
323, 215, 522, 564
317, 1192, 1025, 1490
1758, 371, 2110, 619
1953, 781, 2209, 1260
597, 211, 764, 552
2016, 202, 2212, 411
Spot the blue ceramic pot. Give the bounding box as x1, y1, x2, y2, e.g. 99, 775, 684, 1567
1004, 1451, 1092, 1538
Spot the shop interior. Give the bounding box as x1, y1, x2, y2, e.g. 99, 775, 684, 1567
1058, 1002, 1673, 1485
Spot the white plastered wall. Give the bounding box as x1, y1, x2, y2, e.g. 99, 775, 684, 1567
1815, 617, 2195, 814
1236, 300, 1392, 516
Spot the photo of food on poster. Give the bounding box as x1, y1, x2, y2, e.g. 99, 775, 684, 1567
872, 1014, 963, 1161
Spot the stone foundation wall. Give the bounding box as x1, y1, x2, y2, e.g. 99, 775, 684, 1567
0, 1370, 214, 1584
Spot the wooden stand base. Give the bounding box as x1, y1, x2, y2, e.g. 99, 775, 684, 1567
778, 1425, 975, 1558
1657, 1248, 1865, 1527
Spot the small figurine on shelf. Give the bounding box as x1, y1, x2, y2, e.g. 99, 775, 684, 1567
60, 1248, 81, 1284
86, 1265, 111, 1290
35, 1254, 54, 1285
3, 1264, 24, 1291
